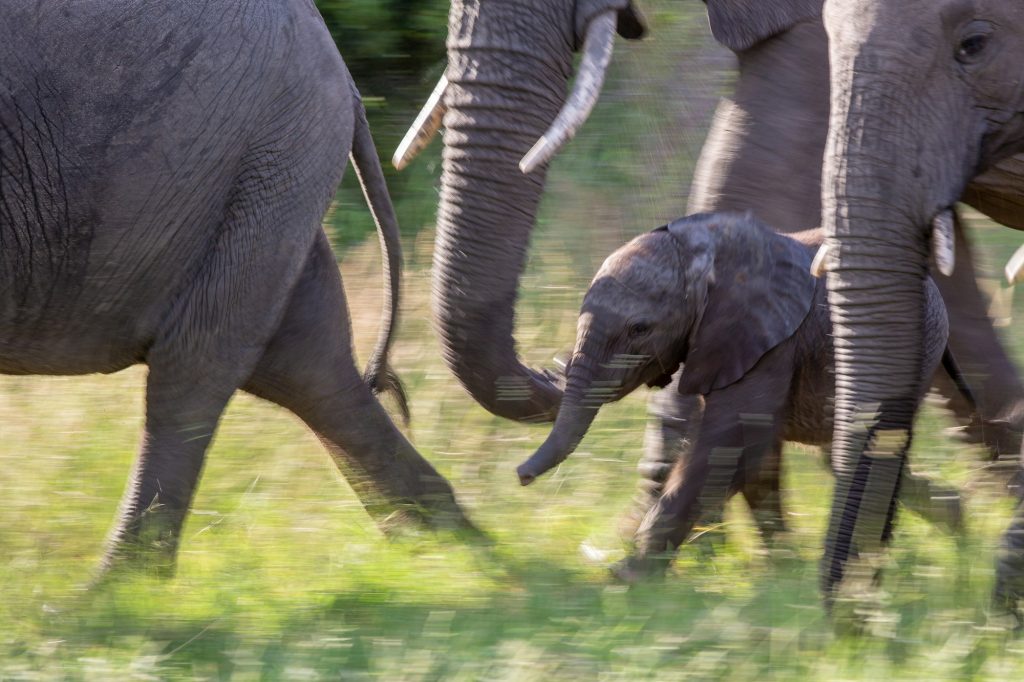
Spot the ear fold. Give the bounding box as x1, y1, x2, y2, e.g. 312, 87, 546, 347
670, 213, 817, 396
575, 0, 647, 47
704, 0, 823, 52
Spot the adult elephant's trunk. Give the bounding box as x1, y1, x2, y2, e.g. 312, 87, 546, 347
432, 55, 567, 422
517, 324, 608, 484
819, 54, 942, 601
398, 1, 639, 423
430, 4, 618, 423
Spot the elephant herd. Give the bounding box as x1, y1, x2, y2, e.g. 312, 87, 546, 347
3, 0, 1024, 624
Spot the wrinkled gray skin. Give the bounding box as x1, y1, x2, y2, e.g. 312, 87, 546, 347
517, 214, 961, 576
816, 0, 1024, 617
0, 0, 474, 576
639, 0, 1024, 532
432, 0, 645, 422
430, 0, 1023, 507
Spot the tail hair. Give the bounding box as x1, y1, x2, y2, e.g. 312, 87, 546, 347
365, 360, 410, 426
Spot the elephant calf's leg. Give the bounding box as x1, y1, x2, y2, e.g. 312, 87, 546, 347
741, 440, 789, 545
244, 235, 475, 534
622, 383, 702, 539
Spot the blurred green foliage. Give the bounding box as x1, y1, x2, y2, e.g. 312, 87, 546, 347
315, 1, 450, 249
316, 0, 448, 101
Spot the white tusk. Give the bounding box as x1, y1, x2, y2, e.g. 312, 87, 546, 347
931, 209, 955, 277
1007, 242, 1024, 285
392, 75, 449, 170
519, 12, 616, 174
810, 242, 831, 278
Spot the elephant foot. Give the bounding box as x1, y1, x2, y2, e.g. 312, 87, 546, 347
609, 554, 669, 584
94, 511, 185, 585
988, 588, 1024, 633
825, 552, 897, 637
949, 406, 1023, 461
376, 496, 489, 546
899, 472, 965, 536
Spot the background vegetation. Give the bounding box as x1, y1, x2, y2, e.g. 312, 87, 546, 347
2, 1, 1023, 678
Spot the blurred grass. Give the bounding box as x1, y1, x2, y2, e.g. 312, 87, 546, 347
3, 2, 1024, 679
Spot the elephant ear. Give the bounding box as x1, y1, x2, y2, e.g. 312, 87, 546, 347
670, 213, 817, 396
575, 0, 647, 47
704, 0, 823, 52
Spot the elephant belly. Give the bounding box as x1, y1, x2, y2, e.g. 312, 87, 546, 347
782, 381, 834, 447
781, 301, 835, 447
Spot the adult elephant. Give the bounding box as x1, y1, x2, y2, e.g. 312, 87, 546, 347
0, 0, 474, 575
815, 0, 1024, 617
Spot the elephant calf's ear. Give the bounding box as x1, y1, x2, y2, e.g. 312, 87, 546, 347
704, 0, 822, 52
676, 216, 817, 396
575, 0, 647, 47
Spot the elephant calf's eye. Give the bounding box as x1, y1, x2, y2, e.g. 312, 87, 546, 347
628, 322, 651, 338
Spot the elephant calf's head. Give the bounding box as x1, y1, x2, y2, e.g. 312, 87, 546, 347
517, 212, 817, 486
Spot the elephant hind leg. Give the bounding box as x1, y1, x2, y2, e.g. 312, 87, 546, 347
933, 216, 1024, 459
242, 233, 476, 535
740, 439, 788, 546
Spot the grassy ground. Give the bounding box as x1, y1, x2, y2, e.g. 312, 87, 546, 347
1, 213, 1022, 680
4, 6, 1024, 678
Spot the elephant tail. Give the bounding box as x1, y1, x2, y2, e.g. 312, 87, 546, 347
942, 345, 977, 419
349, 88, 410, 425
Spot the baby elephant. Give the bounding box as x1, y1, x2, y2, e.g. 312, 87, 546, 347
517, 212, 963, 576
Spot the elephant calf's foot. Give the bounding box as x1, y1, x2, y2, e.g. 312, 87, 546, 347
609, 554, 670, 584
989, 587, 1024, 632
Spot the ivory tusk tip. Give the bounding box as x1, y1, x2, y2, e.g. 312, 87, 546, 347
931, 209, 956, 277
810, 242, 830, 278
1006, 243, 1024, 285
519, 140, 549, 175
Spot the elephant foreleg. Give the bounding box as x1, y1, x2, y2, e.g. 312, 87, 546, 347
617, 349, 794, 581
741, 439, 788, 546
623, 380, 702, 538
101, 371, 234, 576
933, 214, 1024, 459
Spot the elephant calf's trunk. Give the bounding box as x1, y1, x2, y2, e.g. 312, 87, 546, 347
517, 436, 569, 486
517, 402, 599, 485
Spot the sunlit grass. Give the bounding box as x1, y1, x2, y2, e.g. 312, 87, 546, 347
4, 5, 1024, 674
2, 212, 1022, 678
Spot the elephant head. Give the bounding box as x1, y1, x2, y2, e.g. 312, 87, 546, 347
516, 212, 816, 485
395, 0, 829, 423
817, 0, 1024, 600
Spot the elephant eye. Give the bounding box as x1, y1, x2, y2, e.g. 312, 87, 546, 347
956, 23, 993, 64
628, 322, 651, 338
957, 34, 987, 61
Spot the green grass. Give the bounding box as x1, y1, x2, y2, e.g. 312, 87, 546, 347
4, 5, 1024, 676
2, 214, 1022, 679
